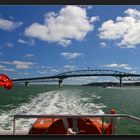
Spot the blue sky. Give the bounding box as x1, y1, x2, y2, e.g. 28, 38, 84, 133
1, 5, 140, 84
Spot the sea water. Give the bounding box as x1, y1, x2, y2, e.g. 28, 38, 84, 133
0, 85, 140, 134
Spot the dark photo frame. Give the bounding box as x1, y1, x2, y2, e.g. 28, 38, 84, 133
0, 0, 140, 139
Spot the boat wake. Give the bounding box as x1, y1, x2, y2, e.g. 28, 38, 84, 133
0, 89, 106, 131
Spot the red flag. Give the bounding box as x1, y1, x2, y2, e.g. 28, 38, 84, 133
0, 74, 13, 90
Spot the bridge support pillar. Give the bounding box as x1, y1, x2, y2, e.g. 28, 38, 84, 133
119, 77, 122, 87
25, 81, 29, 87
58, 79, 63, 87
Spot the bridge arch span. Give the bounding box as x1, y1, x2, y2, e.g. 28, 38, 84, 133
56, 69, 129, 78
55, 69, 131, 87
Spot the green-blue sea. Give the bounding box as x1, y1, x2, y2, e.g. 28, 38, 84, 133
0, 85, 140, 134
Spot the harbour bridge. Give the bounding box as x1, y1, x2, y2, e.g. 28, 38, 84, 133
12, 69, 140, 87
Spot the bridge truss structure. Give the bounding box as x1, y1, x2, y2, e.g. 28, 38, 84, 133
12, 69, 140, 87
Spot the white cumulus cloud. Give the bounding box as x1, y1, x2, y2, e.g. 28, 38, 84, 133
0, 60, 36, 69
102, 63, 132, 70
0, 18, 22, 31
25, 5, 98, 47
23, 54, 34, 58
37, 70, 47, 74
13, 60, 36, 69
51, 69, 60, 73
99, 9, 140, 48
64, 65, 76, 71
17, 38, 36, 46
61, 52, 83, 59
100, 42, 109, 48
0, 64, 15, 72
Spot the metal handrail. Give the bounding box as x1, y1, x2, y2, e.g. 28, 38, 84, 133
13, 114, 140, 135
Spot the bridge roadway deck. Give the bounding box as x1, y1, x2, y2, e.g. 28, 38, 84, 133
11, 69, 140, 87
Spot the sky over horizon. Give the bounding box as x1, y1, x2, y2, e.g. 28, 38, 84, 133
1, 5, 140, 84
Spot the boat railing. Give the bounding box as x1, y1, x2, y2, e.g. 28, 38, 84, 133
13, 114, 140, 135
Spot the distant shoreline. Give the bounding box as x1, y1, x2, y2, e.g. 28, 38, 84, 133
82, 82, 140, 87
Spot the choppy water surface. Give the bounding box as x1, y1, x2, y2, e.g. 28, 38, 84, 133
0, 85, 140, 134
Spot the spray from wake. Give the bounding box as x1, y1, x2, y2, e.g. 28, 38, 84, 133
0, 89, 106, 131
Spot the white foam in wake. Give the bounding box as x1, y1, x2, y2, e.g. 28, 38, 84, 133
0, 89, 106, 131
